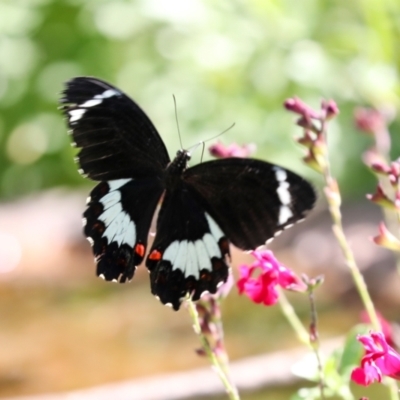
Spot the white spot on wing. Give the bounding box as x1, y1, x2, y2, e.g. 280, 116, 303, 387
69, 109, 86, 122
195, 239, 212, 271
78, 89, 120, 109
124, 219, 136, 246
278, 206, 293, 225
174, 240, 188, 273
80, 98, 102, 108
161, 223, 224, 278
100, 190, 121, 210
102, 209, 136, 246
273, 167, 293, 225
186, 241, 198, 279
100, 89, 119, 99
164, 240, 210, 279
163, 241, 180, 265
108, 178, 131, 191
203, 233, 221, 258
103, 209, 125, 244
205, 214, 224, 241
99, 202, 122, 226
113, 212, 129, 246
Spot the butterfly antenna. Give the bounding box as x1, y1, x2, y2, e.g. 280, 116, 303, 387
200, 141, 205, 163
187, 122, 236, 163
203, 122, 236, 144
173, 95, 184, 150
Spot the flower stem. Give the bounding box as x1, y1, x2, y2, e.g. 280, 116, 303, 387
186, 298, 240, 400
307, 285, 326, 400
278, 289, 310, 347
320, 123, 381, 332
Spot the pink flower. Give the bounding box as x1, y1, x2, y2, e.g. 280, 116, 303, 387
237, 250, 303, 305
321, 99, 339, 120
209, 142, 256, 159
360, 311, 394, 347
351, 332, 400, 386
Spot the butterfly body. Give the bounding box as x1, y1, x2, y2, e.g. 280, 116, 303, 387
61, 77, 316, 310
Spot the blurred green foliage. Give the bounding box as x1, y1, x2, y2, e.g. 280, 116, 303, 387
0, 0, 399, 200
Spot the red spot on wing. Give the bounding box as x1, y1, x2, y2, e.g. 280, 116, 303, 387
135, 243, 145, 258
148, 249, 162, 261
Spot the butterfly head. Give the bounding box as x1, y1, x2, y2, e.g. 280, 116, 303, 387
164, 150, 191, 187
174, 149, 191, 169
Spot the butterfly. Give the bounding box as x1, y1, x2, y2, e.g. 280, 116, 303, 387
60, 77, 316, 310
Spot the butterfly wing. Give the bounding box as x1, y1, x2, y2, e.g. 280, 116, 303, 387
61, 77, 169, 281
60, 76, 170, 180
183, 158, 316, 250
84, 178, 164, 282
146, 182, 230, 310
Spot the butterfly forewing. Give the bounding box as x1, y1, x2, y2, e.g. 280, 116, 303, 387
183, 158, 316, 250
60, 77, 170, 180
62, 77, 168, 283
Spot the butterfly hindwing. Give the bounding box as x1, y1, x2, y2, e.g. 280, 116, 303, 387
183, 158, 316, 250
146, 181, 230, 310
84, 178, 164, 282
60, 77, 170, 180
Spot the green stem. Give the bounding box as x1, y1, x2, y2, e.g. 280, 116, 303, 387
320, 120, 381, 332
278, 289, 310, 347
307, 287, 325, 400
186, 299, 240, 400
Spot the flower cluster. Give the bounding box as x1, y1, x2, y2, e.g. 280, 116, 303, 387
355, 107, 400, 253
237, 250, 304, 306
351, 331, 400, 386
284, 97, 339, 173
366, 158, 400, 211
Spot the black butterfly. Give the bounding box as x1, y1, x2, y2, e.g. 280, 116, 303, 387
60, 77, 316, 310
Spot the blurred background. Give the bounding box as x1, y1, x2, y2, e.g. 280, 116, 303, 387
0, 0, 400, 399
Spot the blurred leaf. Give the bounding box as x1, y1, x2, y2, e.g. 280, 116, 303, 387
338, 323, 369, 374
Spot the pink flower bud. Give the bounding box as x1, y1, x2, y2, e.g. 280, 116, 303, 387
366, 184, 396, 210
303, 151, 324, 173
284, 97, 320, 119
362, 150, 388, 171
321, 99, 339, 120
370, 162, 391, 175
372, 222, 400, 251
354, 107, 386, 134
209, 142, 256, 159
